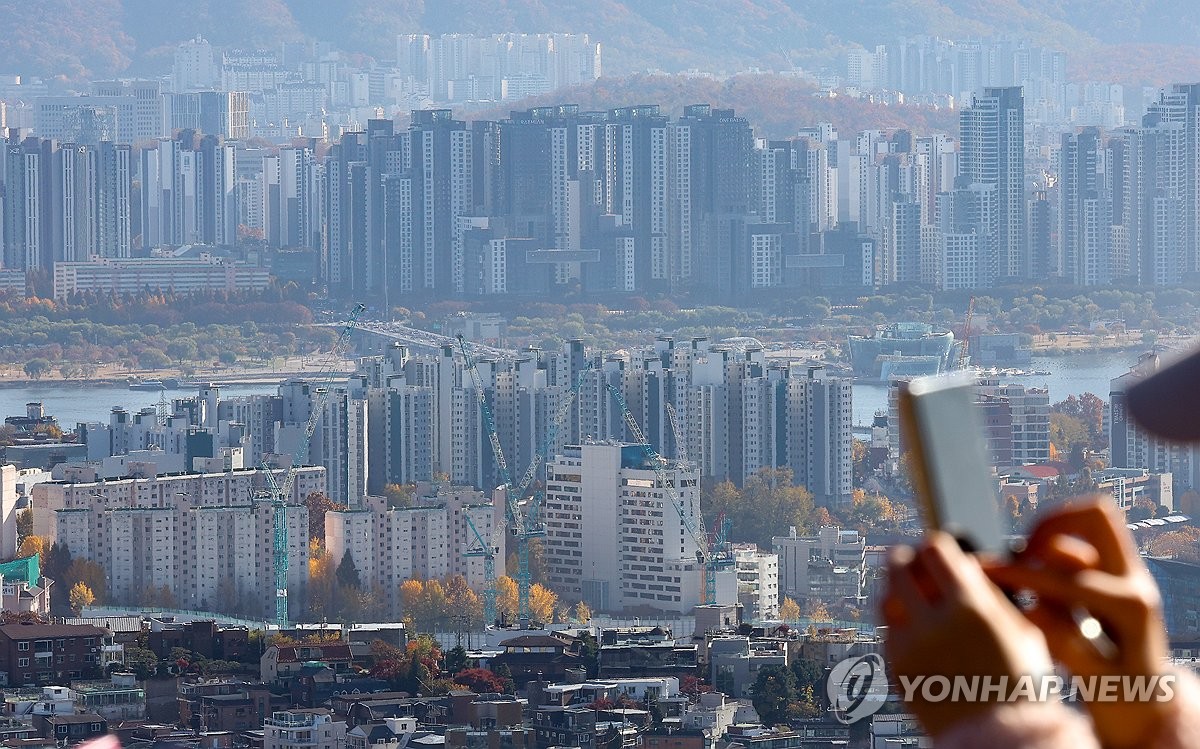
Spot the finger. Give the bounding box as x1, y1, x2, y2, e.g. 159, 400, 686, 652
913, 532, 973, 602
989, 565, 1141, 623
1009, 533, 1101, 574
1026, 499, 1134, 574
1024, 600, 1111, 677
887, 549, 933, 614
985, 535, 1095, 590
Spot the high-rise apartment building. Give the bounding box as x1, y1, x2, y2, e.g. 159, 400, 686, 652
542, 442, 704, 613
32, 465, 323, 619
173, 37, 218, 92
324, 489, 496, 618
1059, 127, 1113, 285
1111, 353, 1200, 491
960, 86, 1026, 283
671, 105, 754, 294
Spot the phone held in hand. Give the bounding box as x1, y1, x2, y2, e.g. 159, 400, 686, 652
898, 370, 1009, 558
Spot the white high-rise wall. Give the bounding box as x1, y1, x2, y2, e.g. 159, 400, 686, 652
543, 442, 703, 614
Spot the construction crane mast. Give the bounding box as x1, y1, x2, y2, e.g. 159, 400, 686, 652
458, 335, 520, 625
665, 402, 733, 588
463, 513, 498, 626
261, 303, 365, 628
607, 385, 719, 604
458, 333, 589, 626
958, 296, 975, 369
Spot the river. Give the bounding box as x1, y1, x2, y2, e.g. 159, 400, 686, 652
0, 382, 280, 426
0, 350, 1148, 428
851, 351, 1145, 426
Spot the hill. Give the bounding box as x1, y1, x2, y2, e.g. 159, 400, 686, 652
3, 1, 1200, 87
456, 74, 961, 139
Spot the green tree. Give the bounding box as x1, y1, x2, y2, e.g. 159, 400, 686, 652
23, 358, 50, 379
218, 350, 239, 366
137, 348, 171, 369
751, 664, 797, 726
15, 508, 32, 545
444, 645, 470, 674
732, 468, 815, 549
121, 646, 159, 679
166, 339, 198, 366
336, 549, 362, 590
1050, 412, 1089, 455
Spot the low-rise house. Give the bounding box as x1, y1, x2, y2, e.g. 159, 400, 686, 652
527, 706, 595, 749
148, 620, 252, 663
345, 717, 442, 749
0, 623, 109, 686
261, 642, 368, 686
491, 634, 583, 685
177, 678, 283, 733
70, 672, 144, 721
445, 726, 535, 749
37, 713, 106, 743
639, 726, 708, 749
5, 685, 75, 720
0, 556, 51, 617
263, 710, 346, 749
708, 638, 788, 699
0, 716, 37, 743
598, 627, 696, 679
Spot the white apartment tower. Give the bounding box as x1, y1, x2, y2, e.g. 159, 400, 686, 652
542, 442, 704, 614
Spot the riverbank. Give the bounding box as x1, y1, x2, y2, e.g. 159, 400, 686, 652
0, 355, 356, 389
1029, 331, 1198, 354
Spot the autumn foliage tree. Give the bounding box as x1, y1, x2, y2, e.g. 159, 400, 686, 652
15, 535, 44, 561
69, 581, 95, 615
370, 636, 443, 695
704, 468, 815, 549
454, 667, 513, 694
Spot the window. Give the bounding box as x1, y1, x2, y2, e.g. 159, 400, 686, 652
18, 658, 27, 667
17, 642, 28, 651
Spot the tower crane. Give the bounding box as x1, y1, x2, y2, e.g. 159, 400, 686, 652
607, 385, 722, 605
507, 367, 591, 623
458, 332, 590, 626
457, 335, 515, 626
462, 513, 499, 626
259, 303, 365, 628
958, 296, 975, 370
664, 401, 733, 599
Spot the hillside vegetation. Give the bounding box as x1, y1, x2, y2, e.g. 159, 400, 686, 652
4, 1, 1199, 87
458, 74, 961, 139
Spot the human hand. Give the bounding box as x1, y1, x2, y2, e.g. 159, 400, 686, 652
986, 498, 1173, 749
883, 531, 1054, 738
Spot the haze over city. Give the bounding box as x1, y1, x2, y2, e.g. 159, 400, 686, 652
0, 2, 1197, 748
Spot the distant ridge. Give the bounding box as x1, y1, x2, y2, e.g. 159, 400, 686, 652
4, 0, 1200, 86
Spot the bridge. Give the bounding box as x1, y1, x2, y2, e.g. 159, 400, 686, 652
319, 320, 516, 360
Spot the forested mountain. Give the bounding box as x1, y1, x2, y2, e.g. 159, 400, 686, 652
5, 0, 1199, 85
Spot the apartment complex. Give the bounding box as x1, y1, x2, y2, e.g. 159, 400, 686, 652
323, 489, 497, 618
30, 465, 324, 620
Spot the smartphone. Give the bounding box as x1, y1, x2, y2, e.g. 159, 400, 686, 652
898, 370, 1007, 557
